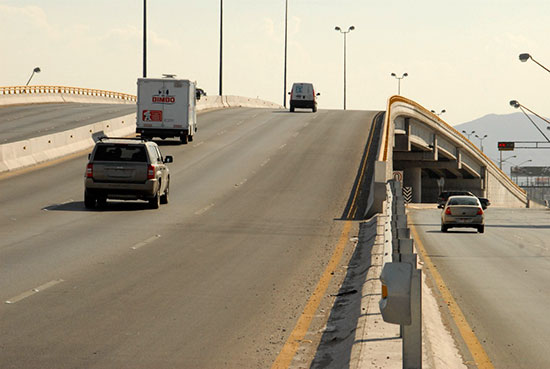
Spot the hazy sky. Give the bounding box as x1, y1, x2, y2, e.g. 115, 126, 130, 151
1, 0, 549, 124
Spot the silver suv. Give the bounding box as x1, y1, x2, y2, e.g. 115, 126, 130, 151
84, 137, 172, 209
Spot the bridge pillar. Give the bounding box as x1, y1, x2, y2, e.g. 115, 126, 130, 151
404, 167, 422, 203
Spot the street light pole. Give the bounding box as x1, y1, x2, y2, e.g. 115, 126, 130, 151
335, 26, 355, 110
143, 0, 147, 78
475, 134, 488, 152
283, 0, 288, 108
391, 72, 408, 95
509, 100, 550, 142
25, 67, 41, 86
499, 154, 516, 170
519, 53, 550, 74
219, 0, 223, 96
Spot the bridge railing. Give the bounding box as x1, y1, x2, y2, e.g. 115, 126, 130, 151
0, 85, 137, 102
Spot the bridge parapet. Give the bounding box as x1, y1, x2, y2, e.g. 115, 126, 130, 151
380, 95, 527, 207
0, 85, 136, 105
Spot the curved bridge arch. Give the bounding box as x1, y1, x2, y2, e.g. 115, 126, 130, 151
378, 96, 527, 207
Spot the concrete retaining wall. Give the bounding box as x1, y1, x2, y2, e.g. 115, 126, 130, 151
0, 94, 283, 173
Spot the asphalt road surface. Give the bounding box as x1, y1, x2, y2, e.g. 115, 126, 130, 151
0, 103, 135, 143
409, 207, 550, 369
0, 107, 378, 368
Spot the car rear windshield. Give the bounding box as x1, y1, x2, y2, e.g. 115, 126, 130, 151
93, 144, 148, 162
448, 197, 479, 206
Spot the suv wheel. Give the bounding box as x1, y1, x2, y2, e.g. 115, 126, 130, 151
149, 189, 160, 209
160, 183, 169, 204
84, 191, 96, 209
478, 225, 485, 233
441, 224, 448, 232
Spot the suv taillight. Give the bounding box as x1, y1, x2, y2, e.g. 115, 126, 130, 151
86, 163, 93, 178
147, 164, 156, 179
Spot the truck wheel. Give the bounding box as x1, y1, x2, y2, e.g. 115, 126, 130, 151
188, 134, 194, 142
160, 183, 169, 204
149, 189, 160, 209
180, 134, 188, 144
84, 191, 96, 209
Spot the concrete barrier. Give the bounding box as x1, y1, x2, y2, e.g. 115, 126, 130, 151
0, 94, 282, 174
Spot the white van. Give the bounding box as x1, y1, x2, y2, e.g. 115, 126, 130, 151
289, 82, 320, 112
136, 76, 198, 144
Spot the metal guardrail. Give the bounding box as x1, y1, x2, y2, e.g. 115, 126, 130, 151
380, 179, 422, 369
0, 85, 136, 102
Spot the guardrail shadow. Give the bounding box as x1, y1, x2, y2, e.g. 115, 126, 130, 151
309, 218, 377, 368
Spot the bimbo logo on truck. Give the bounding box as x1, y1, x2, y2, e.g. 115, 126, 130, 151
152, 87, 176, 104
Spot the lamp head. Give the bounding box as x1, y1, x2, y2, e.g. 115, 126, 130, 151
335, 26, 341, 31
403, 72, 408, 77
33, 67, 41, 73
391, 72, 396, 77
349, 26, 355, 31
509, 100, 520, 108
519, 53, 531, 62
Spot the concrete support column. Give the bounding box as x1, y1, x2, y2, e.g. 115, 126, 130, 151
404, 167, 422, 203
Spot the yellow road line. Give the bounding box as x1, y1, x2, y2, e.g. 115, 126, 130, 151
270, 220, 353, 369
410, 224, 494, 369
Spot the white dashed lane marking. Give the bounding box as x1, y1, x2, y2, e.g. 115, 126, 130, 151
5, 279, 64, 304
131, 234, 162, 250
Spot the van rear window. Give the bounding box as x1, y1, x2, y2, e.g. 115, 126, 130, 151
93, 144, 148, 162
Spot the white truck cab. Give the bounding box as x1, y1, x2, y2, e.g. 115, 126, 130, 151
136, 76, 198, 144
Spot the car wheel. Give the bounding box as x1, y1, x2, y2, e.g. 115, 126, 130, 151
84, 191, 96, 209
290, 106, 295, 112
160, 183, 169, 204
441, 225, 448, 232
149, 189, 160, 209
478, 225, 485, 233
180, 134, 188, 145
312, 106, 317, 113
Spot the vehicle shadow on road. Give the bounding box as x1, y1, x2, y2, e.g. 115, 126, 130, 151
42, 201, 152, 212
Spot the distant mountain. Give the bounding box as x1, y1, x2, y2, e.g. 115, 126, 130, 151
454, 112, 550, 173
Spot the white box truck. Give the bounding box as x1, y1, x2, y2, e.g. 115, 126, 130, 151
136, 76, 198, 144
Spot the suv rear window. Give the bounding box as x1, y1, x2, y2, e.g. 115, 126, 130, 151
93, 144, 148, 162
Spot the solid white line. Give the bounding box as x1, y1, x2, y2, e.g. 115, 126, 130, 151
5, 279, 64, 304
131, 234, 161, 250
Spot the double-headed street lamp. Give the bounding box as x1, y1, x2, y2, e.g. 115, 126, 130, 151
335, 25, 355, 110
519, 53, 550, 74
391, 72, 408, 95
509, 100, 550, 142
26, 67, 41, 86
475, 134, 488, 152
461, 130, 475, 140
431, 109, 446, 116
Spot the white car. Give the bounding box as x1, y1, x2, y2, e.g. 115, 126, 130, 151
440, 195, 485, 233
